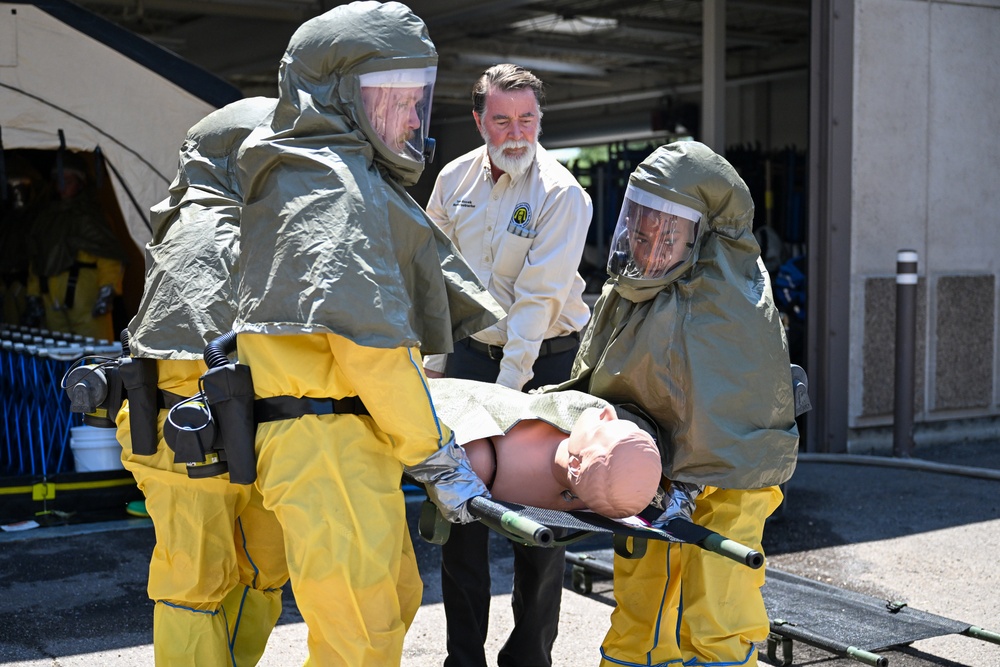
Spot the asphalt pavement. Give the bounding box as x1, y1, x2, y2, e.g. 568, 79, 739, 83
1, 438, 999, 667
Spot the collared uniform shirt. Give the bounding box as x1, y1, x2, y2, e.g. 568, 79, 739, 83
425, 144, 592, 390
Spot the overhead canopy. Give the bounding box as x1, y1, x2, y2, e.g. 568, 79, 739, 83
0, 0, 243, 250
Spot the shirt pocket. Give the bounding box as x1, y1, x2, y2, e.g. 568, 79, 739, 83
492, 230, 534, 279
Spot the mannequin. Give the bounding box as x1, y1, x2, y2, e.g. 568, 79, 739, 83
429, 378, 662, 519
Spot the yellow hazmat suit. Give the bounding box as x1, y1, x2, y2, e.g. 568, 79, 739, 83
119, 97, 289, 667
557, 142, 799, 666
233, 3, 502, 665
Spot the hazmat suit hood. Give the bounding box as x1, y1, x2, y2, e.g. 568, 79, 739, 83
28, 155, 126, 278
274, 0, 435, 187
235, 1, 503, 351
556, 141, 798, 489
128, 96, 275, 359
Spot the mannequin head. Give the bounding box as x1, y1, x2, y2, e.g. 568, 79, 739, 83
555, 405, 662, 518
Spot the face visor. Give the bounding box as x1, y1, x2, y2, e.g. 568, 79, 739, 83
359, 66, 436, 164
608, 184, 701, 281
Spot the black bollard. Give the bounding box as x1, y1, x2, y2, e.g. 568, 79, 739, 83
893, 250, 918, 458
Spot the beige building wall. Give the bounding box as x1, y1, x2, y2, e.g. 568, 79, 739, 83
849, 0, 1000, 446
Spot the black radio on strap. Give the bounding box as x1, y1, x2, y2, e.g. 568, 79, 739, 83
254, 395, 369, 424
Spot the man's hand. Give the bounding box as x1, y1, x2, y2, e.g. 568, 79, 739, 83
405, 439, 489, 524
423, 368, 445, 379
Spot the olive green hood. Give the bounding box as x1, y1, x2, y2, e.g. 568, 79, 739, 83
556, 142, 798, 489
234, 1, 502, 351
274, 0, 435, 186
29, 193, 125, 278
128, 97, 275, 360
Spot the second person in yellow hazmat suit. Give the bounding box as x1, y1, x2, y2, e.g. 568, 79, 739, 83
557, 141, 799, 666
232, 2, 504, 665
116, 96, 289, 667
26, 151, 125, 341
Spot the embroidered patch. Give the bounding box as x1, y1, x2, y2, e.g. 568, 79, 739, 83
506, 202, 536, 238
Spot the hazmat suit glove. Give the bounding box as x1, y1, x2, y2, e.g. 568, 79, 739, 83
91, 284, 115, 317
23, 296, 45, 327
405, 438, 490, 524
651, 481, 703, 539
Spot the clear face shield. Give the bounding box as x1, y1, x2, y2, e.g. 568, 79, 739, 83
359, 66, 436, 164
608, 184, 701, 281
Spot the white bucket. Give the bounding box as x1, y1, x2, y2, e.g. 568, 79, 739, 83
69, 426, 124, 472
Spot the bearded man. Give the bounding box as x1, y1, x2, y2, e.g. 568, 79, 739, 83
423, 63, 593, 667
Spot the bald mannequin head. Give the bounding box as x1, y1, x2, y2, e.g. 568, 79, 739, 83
465, 404, 661, 519
555, 405, 661, 518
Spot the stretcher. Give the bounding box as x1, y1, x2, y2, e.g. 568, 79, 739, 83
559, 547, 1000, 666
763, 568, 1000, 666
417, 364, 812, 566
418, 495, 764, 569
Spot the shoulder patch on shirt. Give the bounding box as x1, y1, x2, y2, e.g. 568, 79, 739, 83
452, 199, 475, 208
507, 202, 534, 238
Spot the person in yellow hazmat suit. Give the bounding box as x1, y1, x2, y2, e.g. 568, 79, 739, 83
555, 141, 800, 667
232, 2, 504, 665
25, 151, 125, 341
116, 97, 289, 667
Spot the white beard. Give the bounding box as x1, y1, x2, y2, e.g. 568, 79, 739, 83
483, 133, 536, 178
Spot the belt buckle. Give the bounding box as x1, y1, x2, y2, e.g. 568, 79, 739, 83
487, 344, 503, 361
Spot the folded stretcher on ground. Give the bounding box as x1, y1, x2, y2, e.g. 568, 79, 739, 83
762, 568, 1000, 666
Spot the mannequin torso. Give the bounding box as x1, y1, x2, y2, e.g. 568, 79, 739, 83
463, 420, 586, 512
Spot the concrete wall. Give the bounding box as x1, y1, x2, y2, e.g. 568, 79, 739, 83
850, 0, 1000, 437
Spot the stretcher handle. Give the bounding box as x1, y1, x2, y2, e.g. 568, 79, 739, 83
661, 518, 764, 569
469, 496, 554, 547
771, 619, 888, 667
701, 533, 764, 569
964, 626, 1000, 645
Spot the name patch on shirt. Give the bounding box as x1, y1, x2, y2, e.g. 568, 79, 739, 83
452, 199, 475, 208
507, 202, 536, 238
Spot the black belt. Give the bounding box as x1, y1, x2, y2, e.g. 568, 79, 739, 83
157, 390, 187, 410
254, 395, 370, 424
465, 332, 579, 362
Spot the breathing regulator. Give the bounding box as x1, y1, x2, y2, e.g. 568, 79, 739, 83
164, 331, 257, 484
61, 333, 129, 429
61, 330, 257, 484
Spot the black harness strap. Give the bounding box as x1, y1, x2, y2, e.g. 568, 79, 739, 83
64, 261, 98, 308
254, 395, 369, 424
